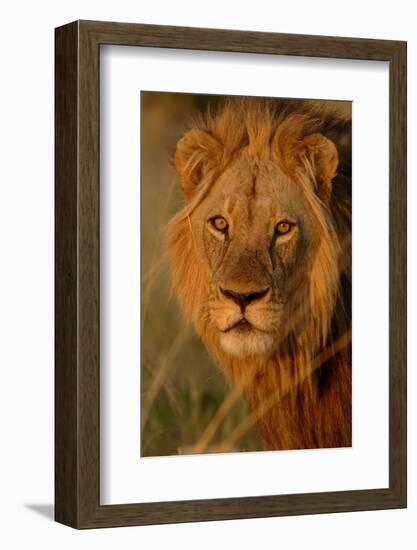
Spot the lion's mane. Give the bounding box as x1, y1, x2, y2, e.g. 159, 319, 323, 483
168, 99, 352, 450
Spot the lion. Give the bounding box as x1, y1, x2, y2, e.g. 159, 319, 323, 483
167, 98, 352, 451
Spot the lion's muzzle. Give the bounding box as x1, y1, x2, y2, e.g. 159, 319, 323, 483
219, 286, 270, 313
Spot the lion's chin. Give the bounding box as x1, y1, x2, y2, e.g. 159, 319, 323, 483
219, 330, 275, 357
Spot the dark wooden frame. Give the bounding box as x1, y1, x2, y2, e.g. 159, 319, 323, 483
55, 20, 407, 529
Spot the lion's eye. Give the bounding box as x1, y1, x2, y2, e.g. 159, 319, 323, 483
211, 216, 228, 232
276, 221, 293, 235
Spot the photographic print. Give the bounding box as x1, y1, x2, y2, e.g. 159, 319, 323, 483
55, 20, 406, 528
141, 92, 352, 457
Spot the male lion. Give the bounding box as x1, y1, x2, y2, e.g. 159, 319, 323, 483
167, 98, 351, 450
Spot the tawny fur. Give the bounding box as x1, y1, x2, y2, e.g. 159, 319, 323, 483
168, 98, 351, 450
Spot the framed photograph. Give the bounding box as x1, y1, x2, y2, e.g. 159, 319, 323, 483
55, 20, 407, 528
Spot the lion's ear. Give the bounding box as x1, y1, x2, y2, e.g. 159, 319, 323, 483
274, 128, 339, 205
174, 129, 223, 199
301, 133, 339, 204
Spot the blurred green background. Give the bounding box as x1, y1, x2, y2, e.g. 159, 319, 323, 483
140, 91, 351, 457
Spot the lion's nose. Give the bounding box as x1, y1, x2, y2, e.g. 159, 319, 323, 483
220, 287, 270, 312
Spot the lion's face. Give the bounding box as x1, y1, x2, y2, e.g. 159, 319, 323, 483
169, 102, 341, 360
188, 150, 320, 357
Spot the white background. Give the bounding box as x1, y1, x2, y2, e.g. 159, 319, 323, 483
0, 0, 415, 548
101, 47, 389, 503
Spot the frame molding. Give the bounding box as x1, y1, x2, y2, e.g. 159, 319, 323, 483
55, 20, 407, 529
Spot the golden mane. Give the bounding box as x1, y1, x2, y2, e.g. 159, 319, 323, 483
168, 98, 352, 450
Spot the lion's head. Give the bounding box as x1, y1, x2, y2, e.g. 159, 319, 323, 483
168, 99, 349, 373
